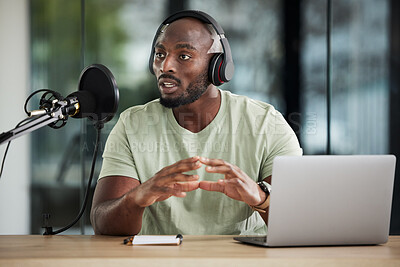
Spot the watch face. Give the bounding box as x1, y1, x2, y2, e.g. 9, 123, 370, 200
258, 181, 271, 195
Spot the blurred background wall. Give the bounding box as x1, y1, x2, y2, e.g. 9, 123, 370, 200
0, 0, 30, 234
0, 0, 399, 234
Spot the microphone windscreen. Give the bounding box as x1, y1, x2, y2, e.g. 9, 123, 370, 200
67, 91, 96, 119
78, 64, 119, 123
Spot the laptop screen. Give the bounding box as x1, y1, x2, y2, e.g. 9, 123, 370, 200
265, 155, 396, 247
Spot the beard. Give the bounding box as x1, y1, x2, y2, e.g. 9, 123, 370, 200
159, 70, 210, 109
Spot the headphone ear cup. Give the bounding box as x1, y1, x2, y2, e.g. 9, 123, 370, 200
208, 54, 224, 86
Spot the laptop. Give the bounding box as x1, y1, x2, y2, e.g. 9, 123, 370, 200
234, 155, 396, 247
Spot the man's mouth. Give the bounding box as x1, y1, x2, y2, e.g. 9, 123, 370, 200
158, 76, 180, 94
163, 82, 176, 88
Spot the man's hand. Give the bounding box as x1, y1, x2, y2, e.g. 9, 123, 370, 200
198, 157, 266, 206
133, 156, 202, 207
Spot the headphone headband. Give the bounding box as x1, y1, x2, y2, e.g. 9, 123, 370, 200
163, 10, 225, 36
149, 10, 234, 86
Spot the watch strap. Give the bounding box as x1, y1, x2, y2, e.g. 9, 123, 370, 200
249, 181, 271, 213
249, 195, 270, 213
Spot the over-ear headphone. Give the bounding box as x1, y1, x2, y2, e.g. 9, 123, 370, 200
148, 10, 234, 86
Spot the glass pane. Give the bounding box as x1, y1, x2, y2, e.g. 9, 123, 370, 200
30, 0, 83, 233
85, 0, 167, 114
30, 0, 171, 235
300, 0, 390, 155
300, 0, 328, 155
330, 0, 389, 154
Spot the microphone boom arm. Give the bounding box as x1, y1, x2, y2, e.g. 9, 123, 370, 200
0, 102, 70, 145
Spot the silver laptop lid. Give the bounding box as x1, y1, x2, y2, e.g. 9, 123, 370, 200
267, 155, 396, 247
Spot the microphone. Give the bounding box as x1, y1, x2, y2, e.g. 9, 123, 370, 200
28, 91, 95, 118
28, 64, 119, 126
65, 90, 96, 119
0, 64, 119, 145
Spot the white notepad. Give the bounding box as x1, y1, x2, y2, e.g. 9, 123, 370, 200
124, 235, 183, 246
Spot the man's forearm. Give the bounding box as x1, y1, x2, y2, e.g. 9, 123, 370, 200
91, 193, 145, 236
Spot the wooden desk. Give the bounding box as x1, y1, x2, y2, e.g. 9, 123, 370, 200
0, 235, 399, 266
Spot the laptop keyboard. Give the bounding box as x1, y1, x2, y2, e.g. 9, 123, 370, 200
248, 236, 267, 243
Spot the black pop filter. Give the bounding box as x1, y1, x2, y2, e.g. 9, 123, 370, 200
76, 64, 119, 124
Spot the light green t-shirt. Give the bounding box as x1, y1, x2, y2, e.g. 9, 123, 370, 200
99, 89, 302, 235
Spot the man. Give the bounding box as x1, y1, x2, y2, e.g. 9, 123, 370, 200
90, 11, 302, 236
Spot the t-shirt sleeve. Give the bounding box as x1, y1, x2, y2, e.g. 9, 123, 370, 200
259, 109, 303, 180
98, 115, 139, 181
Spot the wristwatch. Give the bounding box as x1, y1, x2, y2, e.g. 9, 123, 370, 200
249, 181, 271, 213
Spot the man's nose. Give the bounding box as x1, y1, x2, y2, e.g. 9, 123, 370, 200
160, 55, 176, 73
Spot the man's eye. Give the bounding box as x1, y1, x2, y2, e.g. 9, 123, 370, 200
179, 54, 191, 60
155, 53, 165, 58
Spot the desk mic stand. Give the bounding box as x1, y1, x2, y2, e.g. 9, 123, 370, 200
0, 64, 119, 235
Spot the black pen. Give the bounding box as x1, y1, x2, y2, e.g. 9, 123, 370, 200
123, 236, 133, 245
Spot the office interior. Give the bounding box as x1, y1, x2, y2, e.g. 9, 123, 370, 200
0, 0, 399, 235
